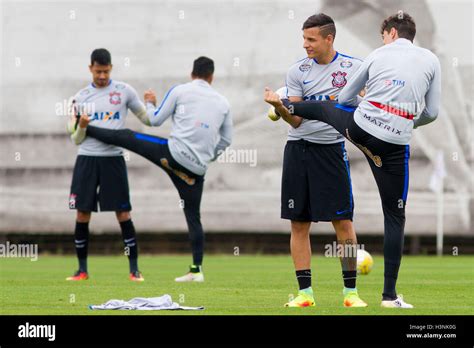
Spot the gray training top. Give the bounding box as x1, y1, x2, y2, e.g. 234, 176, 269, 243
146, 79, 233, 176
338, 38, 441, 145
73, 80, 146, 156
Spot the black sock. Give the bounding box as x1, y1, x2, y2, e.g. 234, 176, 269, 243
295, 269, 312, 290
190, 265, 201, 273
342, 270, 357, 289
74, 221, 89, 273
120, 219, 139, 273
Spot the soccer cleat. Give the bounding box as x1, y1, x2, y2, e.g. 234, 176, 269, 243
129, 271, 145, 282
66, 270, 89, 281
381, 294, 414, 308
284, 291, 315, 308
174, 272, 204, 282
343, 289, 368, 307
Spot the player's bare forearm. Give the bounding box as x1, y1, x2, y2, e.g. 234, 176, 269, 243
276, 105, 302, 128
264, 87, 302, 128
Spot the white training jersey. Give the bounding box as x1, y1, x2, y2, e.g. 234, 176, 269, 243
338, 38, 441, 145
285, 52, 363, 144
146, 79, 233, 176
72, 80, 145, 156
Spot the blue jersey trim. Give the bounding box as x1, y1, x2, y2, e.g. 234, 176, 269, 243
313, 52, 339, 65
335, 104, 356, 112
154, 85, 177, 116
340, 142, 353, 214
134, 133, 168, 145
338, 53, 363, 62
402, 145, 410, 201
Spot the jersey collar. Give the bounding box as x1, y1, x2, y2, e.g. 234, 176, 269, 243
91, 79, 113, 88
313, 51, 339, 65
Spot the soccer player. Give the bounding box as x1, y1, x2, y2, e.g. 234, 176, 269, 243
76, 57, 232, 282
270, 13, 367, 308
66, 48, 150, 281
265, 12, 441, 308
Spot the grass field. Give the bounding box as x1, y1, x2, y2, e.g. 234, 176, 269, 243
0, 255, 473, 315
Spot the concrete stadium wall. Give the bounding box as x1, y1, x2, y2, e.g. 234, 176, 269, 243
0, 0, 472, 236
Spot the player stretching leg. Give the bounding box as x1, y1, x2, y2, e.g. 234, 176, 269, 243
269, 14, 367, 308
76, 57, 232, 282
265, 12, 441, 308
66, 49, 151, 282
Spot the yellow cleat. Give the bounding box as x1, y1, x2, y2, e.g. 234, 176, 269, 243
284, 291, 315, 308
343, 289, 368, 307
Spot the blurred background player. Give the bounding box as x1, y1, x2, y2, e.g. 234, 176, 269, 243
269, 14, 367, 308
265, 12, 441, 308
76, 56, 233, 282
67, 48, 150, 282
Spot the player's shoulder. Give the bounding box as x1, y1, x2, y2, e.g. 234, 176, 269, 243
287, 57, 312, 75
73, 84, 94, 101
110, 80, 136, 93
212, 89, 231, 109
335, 52, 363, 69
415, 46, 440, 64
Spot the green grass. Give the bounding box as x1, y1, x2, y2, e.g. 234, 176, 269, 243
1, 255, 473, 315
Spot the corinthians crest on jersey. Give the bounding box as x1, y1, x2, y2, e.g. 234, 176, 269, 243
109, 91, 122, 105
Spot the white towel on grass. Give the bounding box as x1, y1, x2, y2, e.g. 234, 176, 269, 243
89, 294, 204, 311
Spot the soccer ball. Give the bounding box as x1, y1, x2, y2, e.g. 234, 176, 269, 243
357, 249, 374, 275
267, 87, 288, 121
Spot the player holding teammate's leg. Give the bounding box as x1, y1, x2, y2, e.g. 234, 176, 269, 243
265, 12, 441, 308
268, 14, 367, 308
76, 57, 233, 282
66, 49, 151, 281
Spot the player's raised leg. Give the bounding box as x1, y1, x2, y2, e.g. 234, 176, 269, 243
170, 170, 206, 282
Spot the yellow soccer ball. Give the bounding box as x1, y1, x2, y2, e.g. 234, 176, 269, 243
357, 249, 374, 275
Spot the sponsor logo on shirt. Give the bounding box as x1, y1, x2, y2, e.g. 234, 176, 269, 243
384, 79, 405, 87
331, 71, 347, 88
340, 60, 353, 68
299, 63, 311, 72
303, 95, 337, 101
90, 111, 121, 121
195, 121, 210, 129
109, 91, 122, 105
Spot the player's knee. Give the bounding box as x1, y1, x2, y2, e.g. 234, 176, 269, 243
333, 219, 353, 233
115, 211, 131, 222
291, 221, 311, 235
76, 210, 91, 223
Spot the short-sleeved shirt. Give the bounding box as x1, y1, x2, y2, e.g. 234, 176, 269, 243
285, 52, 362, 144
72, 80, 144, 156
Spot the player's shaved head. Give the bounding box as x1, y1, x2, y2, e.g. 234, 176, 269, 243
302, 13, 336, 40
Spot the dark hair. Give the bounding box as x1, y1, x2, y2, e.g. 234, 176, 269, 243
381, 12, 416, 42
192, 56, 214, 79
90, 48, 112, 66
302, 13, 336, 39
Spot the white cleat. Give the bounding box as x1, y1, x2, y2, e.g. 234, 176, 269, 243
381, 294, 414, 308
174, 272, 204, 283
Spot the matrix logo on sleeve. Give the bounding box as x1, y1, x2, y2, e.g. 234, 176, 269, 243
18, 322, 56, 341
